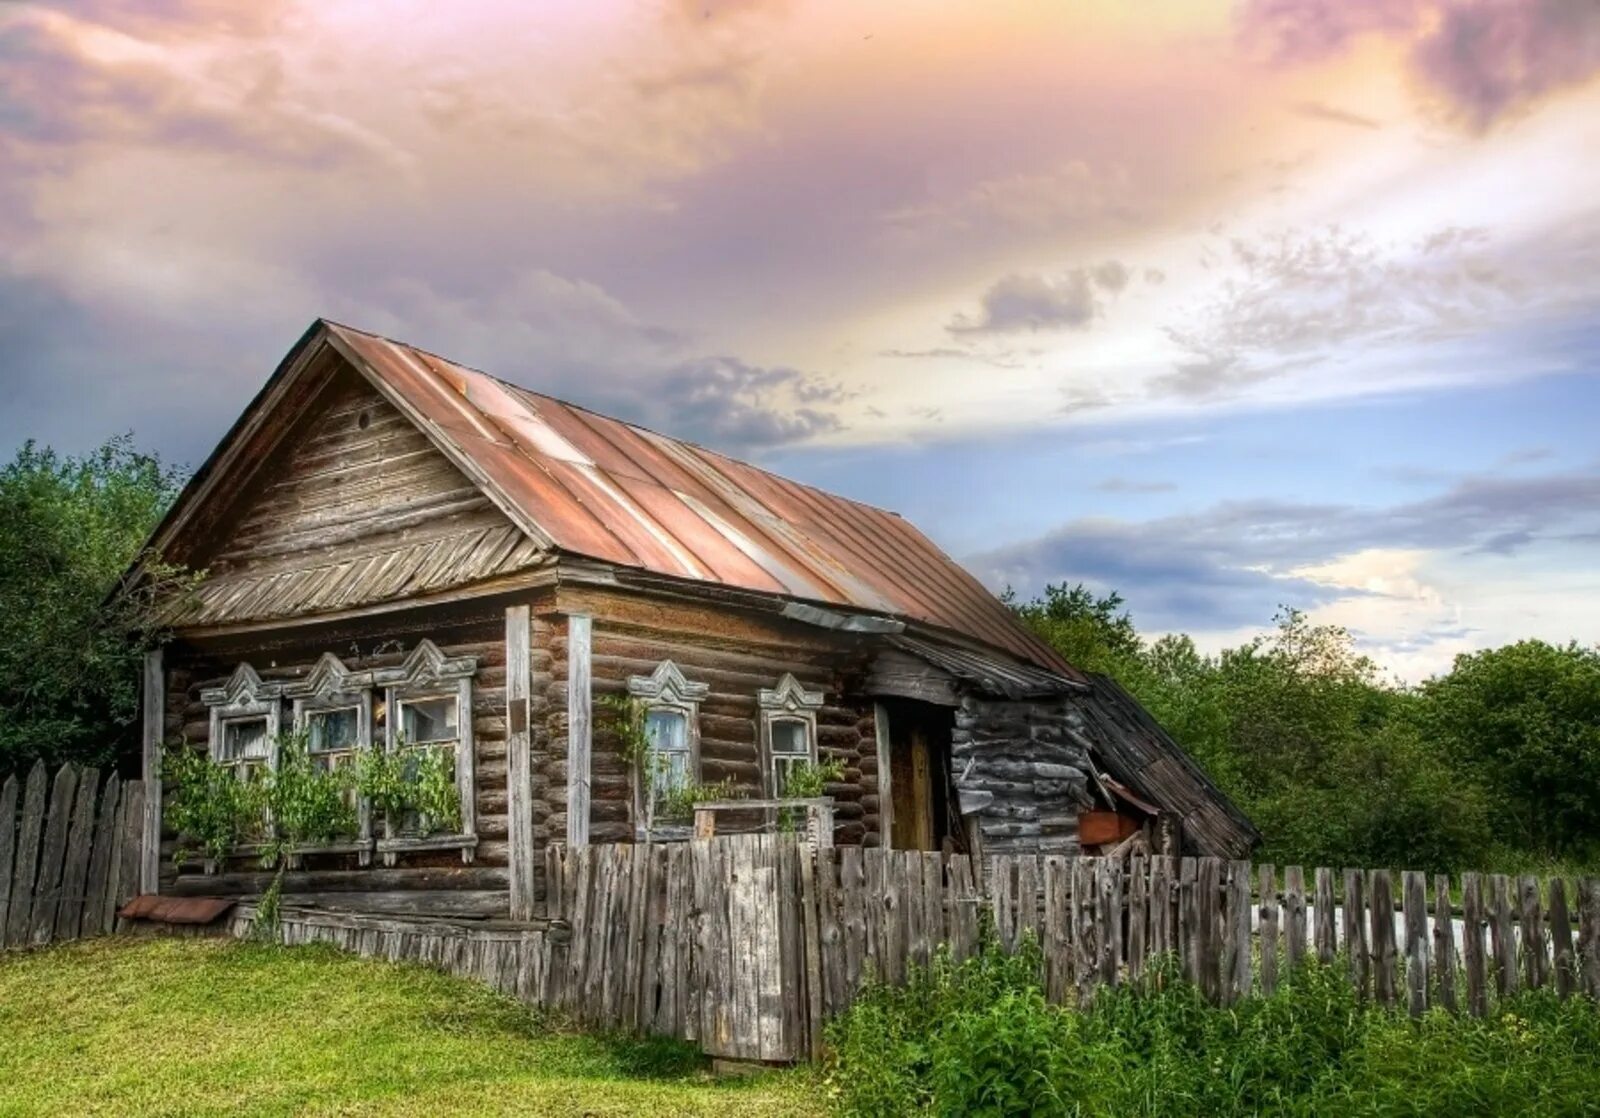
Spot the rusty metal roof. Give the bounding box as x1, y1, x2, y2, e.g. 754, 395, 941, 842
316, 322, 1078, 679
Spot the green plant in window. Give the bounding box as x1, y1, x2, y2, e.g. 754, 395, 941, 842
355, 744, 411, 825
261, 729, 358, 866
782, 756, 845, 800
354, 738, 460, 838
657, 777, 742, 823
164, 742, 262, 868
410, 744, 461, 834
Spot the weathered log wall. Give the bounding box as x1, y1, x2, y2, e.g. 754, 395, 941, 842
953, 696, 1094, 857
163, 602, 517, 915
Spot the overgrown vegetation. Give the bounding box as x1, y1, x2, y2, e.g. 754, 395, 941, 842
0, 937, 817, 1117
1010, 583, 1600, 872
0, 436, 190, 775
825, 937, 1600, 1117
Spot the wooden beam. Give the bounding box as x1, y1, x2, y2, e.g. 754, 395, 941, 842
873, 702, 891, 850
141, 649, 163, 896
566, 614, 592, 849
506, 604, 535, 920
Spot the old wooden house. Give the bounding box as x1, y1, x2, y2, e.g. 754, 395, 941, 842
133, 319, 1254, 920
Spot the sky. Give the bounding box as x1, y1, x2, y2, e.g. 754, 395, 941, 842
3, 0, 1599, 680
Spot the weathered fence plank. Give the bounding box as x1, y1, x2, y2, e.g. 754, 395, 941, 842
0, 775, 17, 949
1149, 855, 1174, 963
1043, 855, 1071, 1001
1344, 869, 1369, 999
1578, 878, 1600, 1001
1519, 875, 1547, 992
1127, 854, 1148, 981
1403, 871, 1428, 1018
1224, 860, 1251, 1004
1433, 873, 1457, 1014
1074, 856, 1098, 1004
1096, 857, 1122, 990
1258, 864, 1279, 995
1548, 878, 1575, 1000
1311, 867, 1333, 965
114, 780, 145, 917
947, 853, 977, 965
1489, 874, 1518, 999
7, 762, 48, 946
31, 764, 80, 946
1196, 858, 1223, 1002
1462, 873, 1488, 1017
1370, 870, 1397, 1007
55, 769, 101, 942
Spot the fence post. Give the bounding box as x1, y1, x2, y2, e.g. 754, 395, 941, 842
0, 775, 16, 949
1489, 874, 1517, 999
1403, 871, 1428, 1018
1344, 869, 1368, 999
1462, 873, 1487, 1016
1258, 864, 1279, 995
1549, 878, 1576, 999
1519, 876, 1548, 991
1312, 867, 1335, 964
1433, 873, 1458, 1013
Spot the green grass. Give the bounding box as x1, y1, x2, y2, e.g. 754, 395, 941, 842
0, 937, 823, 1117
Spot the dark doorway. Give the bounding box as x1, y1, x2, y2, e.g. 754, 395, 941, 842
881, 699, 956, 852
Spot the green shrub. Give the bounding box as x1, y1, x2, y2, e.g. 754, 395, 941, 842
825, 940, 1600, 1117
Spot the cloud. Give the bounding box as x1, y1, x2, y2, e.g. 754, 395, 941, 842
1292, 100, 1383, 128
1094, 478, 1178, 494
882, 160, 1139, 241
1238, 0, 1600, 131
948, 264, 1133, 335
971, 465, 1600, 632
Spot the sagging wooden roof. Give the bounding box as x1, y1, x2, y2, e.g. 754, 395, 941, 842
1072, 673, 1261, 858
146, 320, 1079, 681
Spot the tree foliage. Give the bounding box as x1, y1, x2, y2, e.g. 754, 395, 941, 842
1011, 582, 1594, 872
0, 436, 188, 775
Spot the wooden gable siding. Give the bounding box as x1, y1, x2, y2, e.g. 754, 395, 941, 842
162, 607, 512, 917
163, 371, 544, 628
540, 588, 880, 851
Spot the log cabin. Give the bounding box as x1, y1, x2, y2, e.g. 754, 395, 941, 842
133, 319, 1256, 919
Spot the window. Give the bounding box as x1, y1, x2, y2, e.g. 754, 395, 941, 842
399, 695, 459, 746
626, 660, 709, 836
202, 663, 284, 781
375, 640, 479, 854
220, 715, 271, 779
758, 673, 825, 799
768, 718, 813, 797
307, 707, 360, 762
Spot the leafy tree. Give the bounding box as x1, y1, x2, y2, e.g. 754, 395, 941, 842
1419, 640, 1600, 860
0, 436, 187, 775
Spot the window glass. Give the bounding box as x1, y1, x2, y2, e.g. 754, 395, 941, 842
645, 709, 691, 798
401, 696, 458, 744
222, 717, 270, 762
770, 719, 809, 755
308, 708, 359, 754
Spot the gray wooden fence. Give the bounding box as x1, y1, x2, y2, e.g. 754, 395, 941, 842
0, 762, 147, 951
227, 837, 1600, 1064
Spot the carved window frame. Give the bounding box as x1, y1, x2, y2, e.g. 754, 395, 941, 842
758, 673, 825, 798
201, 664, 284, 783
285, 653, 375, 857
626, 660, 709, 837
371, 640, 478, 860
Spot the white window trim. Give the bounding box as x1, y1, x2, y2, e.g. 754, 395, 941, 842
758, 673, 825, 798
373, 639, 478, 862
286, 653, 375, 862
626, 660, 709, 838
201, 663, 284, 777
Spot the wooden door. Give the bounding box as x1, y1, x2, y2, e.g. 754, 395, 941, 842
890, 725, 936, 851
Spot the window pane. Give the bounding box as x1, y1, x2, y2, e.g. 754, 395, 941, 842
645, 709, 687, 752
770, 719, 809, 755
222, 718, 269, 761
308, 708, 359, 753
401, 697, 458, 744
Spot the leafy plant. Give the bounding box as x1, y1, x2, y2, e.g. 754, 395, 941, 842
164, 743, 266, 868
264, 730, 358, 863
781, 756, 845, 800
657, 777, 741, 823
354, 739, 460, 837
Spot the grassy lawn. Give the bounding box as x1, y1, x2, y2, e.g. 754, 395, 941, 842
0, 937, 825, 1117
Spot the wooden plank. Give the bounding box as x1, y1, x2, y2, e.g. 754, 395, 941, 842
1548, 878, 1576, 1000
1196, 858, 1222, 1002
141, 649, 163, 895
816, 848, 844, 1019
55, 768, 101, 941
1461, 873, 1488, 1017
1074, 857, 1098, 1005
6, 762, 48, 946
1148, 855, 1174, 961
776, 836, 803, 1061
31, 764, 80, 946
990, 856, 1015, 953
840, 845, 865, 993
565, 614, 592, 849
921, 851, 944, 964
0, 775, 16, 949
564, 846, 595, 1014
1344, 869, 1369, 1000
1369, 870, 1397, 1007
619, 843, 651, 1027
1489, 873, 1518, 999
1433, 873, 1458, 1014
947, 853, 977, 965
1403, 870, 1428, 1018
902, 852, 926, 974
1014, 855, 1040, 956
1224, 859, 1251, 1004
1578, 878, 1600, 1001
800, 844, 825, 1058
754, 837, 787, 1062
82, 774, 120, 940
1307, 867, 1329, 965
504, 605, 535, 920
1258, 864, 1279, 996
1178, 857, 1200, 989
654, 844, 685, 1034
863, 848, 885, 982
1518, 875, 1547, 992
1097, 857, 1123, 990
1043, 855, 1071, 1002
1127, 854, 1148, 981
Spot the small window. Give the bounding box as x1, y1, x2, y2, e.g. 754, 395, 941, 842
645, 708, 692, 809
306, 706, 362, 784
221, 717, 270, 763
768, 718, 814, 797
400, 696, 459, 745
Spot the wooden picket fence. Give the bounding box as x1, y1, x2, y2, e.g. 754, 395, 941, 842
225, 837, 1600, 1064
0, 762, 148, 951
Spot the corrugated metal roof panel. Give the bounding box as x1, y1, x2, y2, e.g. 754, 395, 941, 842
322, 322, 1079, 678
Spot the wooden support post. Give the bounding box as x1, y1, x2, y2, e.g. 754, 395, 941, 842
141, 649, 163, 896
505, 605, 535, 921
565, 615, 592, 850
